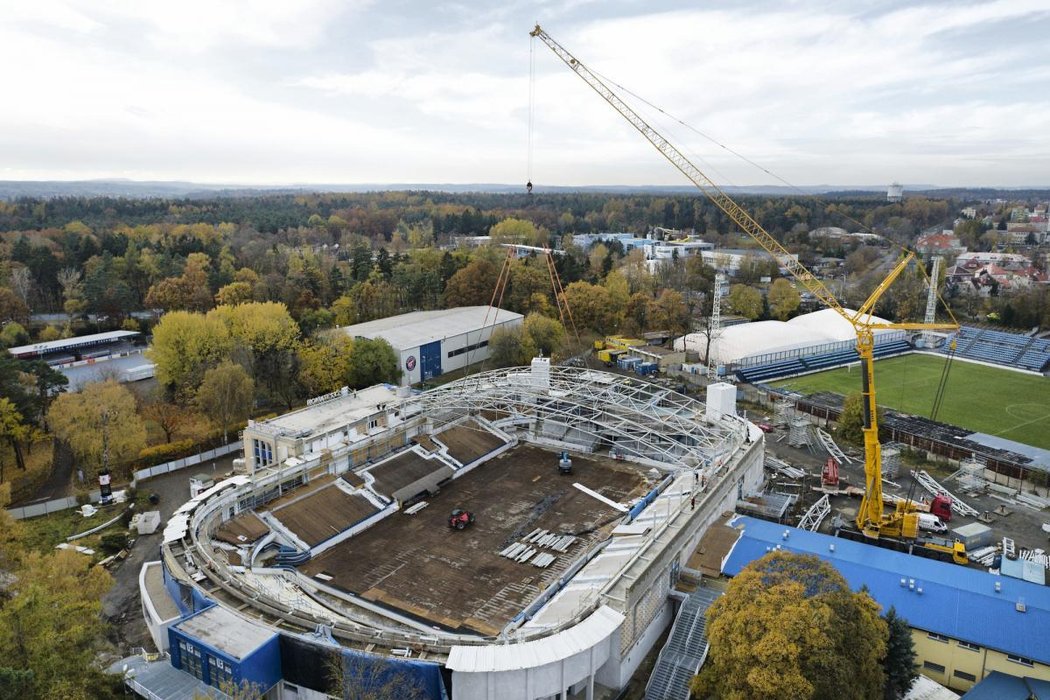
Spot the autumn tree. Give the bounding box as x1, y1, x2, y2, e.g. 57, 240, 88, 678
0, 322, 28, 348
215, 281, 254, 307
490, 217, 548, 246
523, 314, 566, 358
298, 334, 354, 396
0, 398, 28, 482
141, 393, 193, 444
694, 551, 888, 700
561, 281, 617, 334
728, 283, 763, 320
648, 289, 691, 335
207, 302, 300, 406
768, 278, 801, 320
488, 326, 538, 367
348, 274, 399, 324
38, 325, 61, 342
443, 257, 500, 308
197, 362, 254, 444
0, 547, 117, 699
345, 338, 400, 389
148, 310, 233, 399
506, 262, 554, 316
145, 253, 213, 312
0, 287, 29, 325
48, 380, 146, 478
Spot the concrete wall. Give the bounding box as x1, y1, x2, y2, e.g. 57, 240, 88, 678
608, 598, 674, 690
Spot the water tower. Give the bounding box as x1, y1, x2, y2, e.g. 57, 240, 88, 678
887, 182, 904, 203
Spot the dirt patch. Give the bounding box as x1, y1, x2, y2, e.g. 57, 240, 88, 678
301, 445, 648, 634
271, 485, 379, 548
434, 422, 506, 465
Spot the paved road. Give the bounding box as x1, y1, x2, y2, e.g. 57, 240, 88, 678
102, 452, 241, 653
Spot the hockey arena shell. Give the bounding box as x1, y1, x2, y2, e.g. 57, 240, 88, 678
149, 360, 765, 700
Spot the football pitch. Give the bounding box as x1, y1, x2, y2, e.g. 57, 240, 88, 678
771, 353, 1050, 450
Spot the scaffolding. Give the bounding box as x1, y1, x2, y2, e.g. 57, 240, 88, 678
881, 443, 902, 481
413, 365, 741, 470
707, 273, 726, 379
816, 428, 853, 465
788, 418, 813, 450
798, 495, 831, 532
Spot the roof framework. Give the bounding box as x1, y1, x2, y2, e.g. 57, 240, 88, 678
413, 366, 739, 470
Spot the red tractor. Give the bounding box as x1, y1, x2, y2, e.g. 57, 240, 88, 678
448, 508, 476, 530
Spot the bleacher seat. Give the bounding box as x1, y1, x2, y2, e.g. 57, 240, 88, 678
736, 337, 912, 383
942, 326, 1050, 372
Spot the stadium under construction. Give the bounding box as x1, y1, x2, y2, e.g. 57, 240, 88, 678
132, 358, 764, 699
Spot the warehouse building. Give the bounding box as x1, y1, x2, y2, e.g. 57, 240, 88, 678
340, 306, 524, 386
722, 516, 1050, 693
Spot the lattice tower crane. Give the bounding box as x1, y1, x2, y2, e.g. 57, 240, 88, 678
530, 25, 960, 540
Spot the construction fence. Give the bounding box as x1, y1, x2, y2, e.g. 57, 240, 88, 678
131, 442, 241, 482
5, 442, 243, 521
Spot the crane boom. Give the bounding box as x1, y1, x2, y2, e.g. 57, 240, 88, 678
529, 25, 845, 318
531, 24, 960, 540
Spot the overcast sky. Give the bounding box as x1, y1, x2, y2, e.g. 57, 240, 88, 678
2, 1, 1048, 187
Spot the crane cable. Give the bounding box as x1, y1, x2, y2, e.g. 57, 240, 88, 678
930, 339, 956, 422
583, 62, 959, 328
527, 37, 536, 193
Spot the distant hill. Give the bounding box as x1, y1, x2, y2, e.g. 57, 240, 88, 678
0, 179, 1047, 201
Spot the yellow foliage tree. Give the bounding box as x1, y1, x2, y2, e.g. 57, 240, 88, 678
47, 380, 146, 477
694, 551, 888, 700
0, 548, 114, 698
147, 310, 233, 398
196, 361, 254, 444
768, 278, 801, 320
298, 334, 354, 397
489, 217, 548, 246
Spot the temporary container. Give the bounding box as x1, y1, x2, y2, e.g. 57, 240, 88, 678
951, 522, 994, 551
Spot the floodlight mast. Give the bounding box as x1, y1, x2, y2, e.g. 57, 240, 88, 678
530, 24, 959, 539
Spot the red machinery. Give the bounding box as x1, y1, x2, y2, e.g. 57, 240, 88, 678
448, 508, 476, 530
822, 457, 840, 489
929, 494, 953, 522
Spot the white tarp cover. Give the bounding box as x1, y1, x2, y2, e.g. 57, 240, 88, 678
446, 605, 624, 673
675, 308, 894, 365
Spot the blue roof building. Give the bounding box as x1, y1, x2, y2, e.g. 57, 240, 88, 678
168, 605, 281, 695
721, 516, 1050, 692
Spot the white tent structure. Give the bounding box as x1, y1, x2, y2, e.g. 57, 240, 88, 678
675, 308, 898, 366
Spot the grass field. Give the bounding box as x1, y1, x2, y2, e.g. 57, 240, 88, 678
772, 353, 1050, 450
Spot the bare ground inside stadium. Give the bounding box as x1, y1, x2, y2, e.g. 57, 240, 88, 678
300, 444, 648, 635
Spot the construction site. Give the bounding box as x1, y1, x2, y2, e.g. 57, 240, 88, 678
137, 359, 763, 700
115, 24, 1050, 700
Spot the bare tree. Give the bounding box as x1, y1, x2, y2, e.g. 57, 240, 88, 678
56, 267, 82, 298
325, 649, 431, 700
9, 267, 32, 309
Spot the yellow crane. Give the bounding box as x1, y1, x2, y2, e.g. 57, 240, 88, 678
531, 25, 960, 540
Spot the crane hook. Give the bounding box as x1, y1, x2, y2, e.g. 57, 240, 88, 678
526, 180, 533, 194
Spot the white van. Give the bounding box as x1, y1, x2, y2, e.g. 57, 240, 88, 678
918, 513, 948, 533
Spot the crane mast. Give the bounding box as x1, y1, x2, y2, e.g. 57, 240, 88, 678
531, 24, 958, 539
